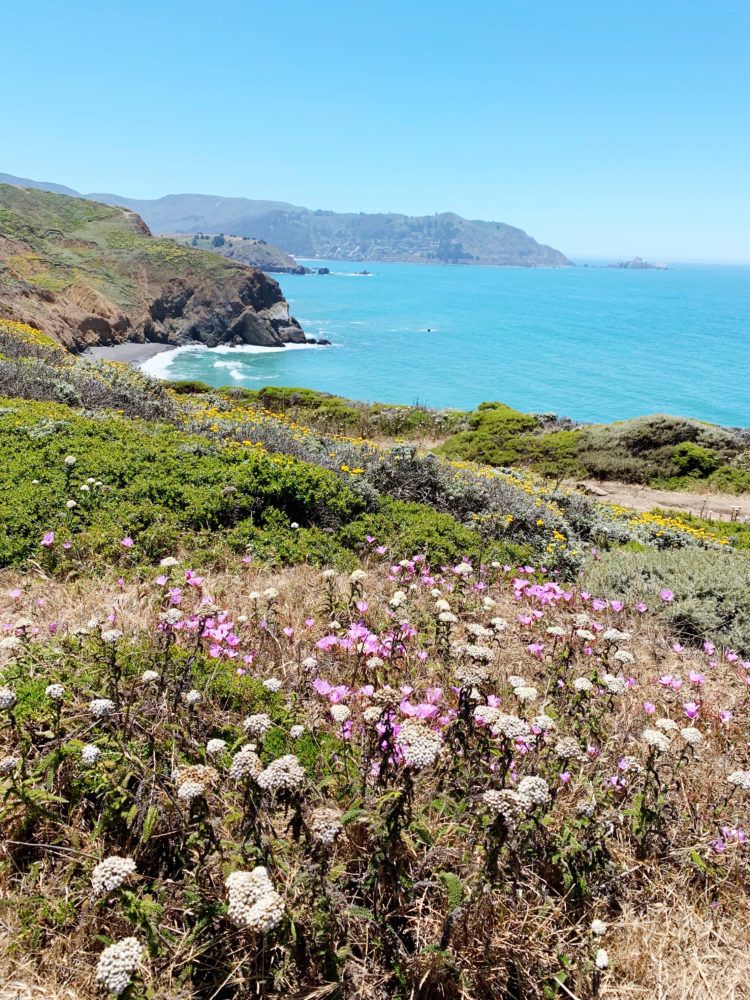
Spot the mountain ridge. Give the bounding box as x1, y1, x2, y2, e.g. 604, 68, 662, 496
0, 172, 572, 267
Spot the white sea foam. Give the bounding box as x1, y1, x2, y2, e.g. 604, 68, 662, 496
141, 341, 324, 380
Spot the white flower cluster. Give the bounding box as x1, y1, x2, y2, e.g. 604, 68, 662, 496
396, 721, 443, 769
601, 674, 627, 696
178, 780, 205, 801
465, 623, 493, 639
226, 867, 285, 932
159, 608, 183, 626
289, 724, 305, 739
349, 569, 367, 584
515, 776, 550, 809
491, 713, 530, 741
613, 649, 635, 665
591, 918, 608, 937
642, 728, 671, 753
256, 755, 305, 793
101, 629, 123, 645
473, 704, 502, 727
140, 670, 160, 684
310, 806, 343, 844
184, 689, 202, 706
330, 704, 351, 724
81, 744, 101, 765
454, 661, 489, 687
656, 718, 678, 731
546, 626, 567, 638
532, 713, 556, 732
680, 726, 703, 746
555, 737, 583, 760
574, 677, 593, 693
206, 738, 227, 756
595, 948, 609, 969
513, 685, 538, 704
92, 856, 136, 895
263, 678, 283, 693
95, 937, 143, 995
482, 788, 523, 825
45, 683, 65, 701
483, 775, 550, 818
90, 698, 116, 718
174, 764, 217, 801
602, 628, 630, 643
727, 769, 750, 791
229, 745, 262, 780
0, 687, 17, 711
0, 755, 20, 775
463, 643, 495, 664
243, 713, 272, 738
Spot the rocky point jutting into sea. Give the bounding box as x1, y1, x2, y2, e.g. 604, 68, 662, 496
0, 183, 312, 353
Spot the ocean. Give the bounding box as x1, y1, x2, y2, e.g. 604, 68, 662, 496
142, 260, 750, 426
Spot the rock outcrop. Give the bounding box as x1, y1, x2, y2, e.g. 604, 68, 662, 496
0, 184, 307, 352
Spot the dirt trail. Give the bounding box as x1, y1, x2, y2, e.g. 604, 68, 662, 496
575, 480, 750, 522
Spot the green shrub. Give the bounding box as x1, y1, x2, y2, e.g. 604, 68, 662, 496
340, 498, 532, 567
671, 442, 720, 477
581, 546, 750, 653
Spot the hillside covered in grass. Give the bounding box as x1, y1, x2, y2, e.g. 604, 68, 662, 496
1, 321, 750, 999
0, 184, 307, 352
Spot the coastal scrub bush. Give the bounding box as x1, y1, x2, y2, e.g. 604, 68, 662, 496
576, 414, 739, 484
581, 546, 750, 653
340, 497, 532, 566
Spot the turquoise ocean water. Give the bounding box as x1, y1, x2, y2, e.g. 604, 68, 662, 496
143, 261, 750, 425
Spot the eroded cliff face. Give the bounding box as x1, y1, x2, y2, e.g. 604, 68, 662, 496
0, 183, 307, 352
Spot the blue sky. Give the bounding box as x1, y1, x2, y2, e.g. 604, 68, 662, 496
2, 0, 749, 260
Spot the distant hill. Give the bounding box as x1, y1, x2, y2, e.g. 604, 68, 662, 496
0, 172, 572, 267
0, 184, 306, 351
166, 232, 307, 274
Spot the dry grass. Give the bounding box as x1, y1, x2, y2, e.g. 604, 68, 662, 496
1, 555, 749, 999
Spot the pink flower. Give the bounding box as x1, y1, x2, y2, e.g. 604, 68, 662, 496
356, 600, 368, 613
611, 600, 624, 613
719, 709, 733, 725
559, 771, 572, 784
9, 588, 21, 600
688, 671, 705, 686
41, 531, 55, 547
659, 589, 674, 603
635, 601, 648, 613
121, 537, 134, 548
592, 598, 608, 612
703, 640, 716, 655
683, 701, 700, 720
672, 643, 684, 653
283, 626, 294, 639
63, 540, 72, 550
643, 701, 656, 715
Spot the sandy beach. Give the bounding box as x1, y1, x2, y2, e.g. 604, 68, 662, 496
85, 342, 175, 366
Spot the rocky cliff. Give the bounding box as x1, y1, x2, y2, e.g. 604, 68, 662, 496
0, 184, 307, 352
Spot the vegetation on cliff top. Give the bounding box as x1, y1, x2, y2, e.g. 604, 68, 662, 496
0, 184, 304, 352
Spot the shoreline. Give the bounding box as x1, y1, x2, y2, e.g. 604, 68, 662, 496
85, 342, 176, 367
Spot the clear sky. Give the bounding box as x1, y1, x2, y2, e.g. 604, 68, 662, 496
2, 0, 749, 261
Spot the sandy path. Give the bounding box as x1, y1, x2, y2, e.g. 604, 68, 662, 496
575, 479, 750, 522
